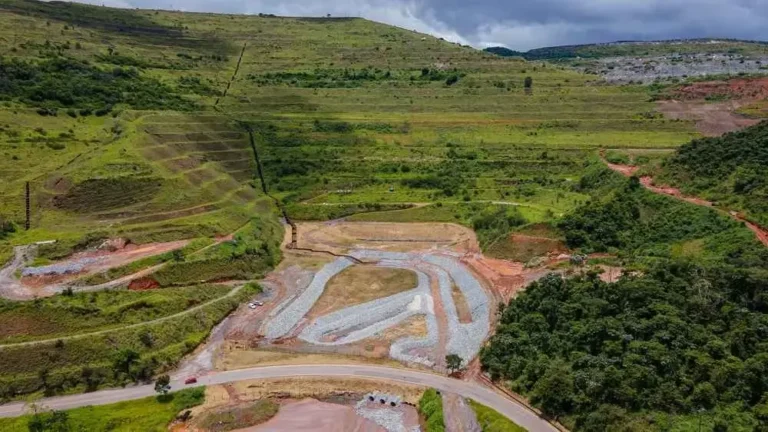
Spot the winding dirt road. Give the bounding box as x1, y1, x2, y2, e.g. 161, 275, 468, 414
602, 157, 768, 247
0, 364, 558, 432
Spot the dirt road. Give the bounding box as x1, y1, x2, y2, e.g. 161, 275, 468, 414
0, 246, 35, 300
0, 364, 558, 432
602, 157, 768, 247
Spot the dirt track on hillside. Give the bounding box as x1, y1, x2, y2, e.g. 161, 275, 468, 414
602, 158, 768, 247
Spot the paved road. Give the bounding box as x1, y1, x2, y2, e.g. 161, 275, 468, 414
0, 364, 558, 432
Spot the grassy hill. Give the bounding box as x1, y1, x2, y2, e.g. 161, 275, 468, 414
0, 0, 700, 264
485, 38, 768, 61
658, 121, 768, 226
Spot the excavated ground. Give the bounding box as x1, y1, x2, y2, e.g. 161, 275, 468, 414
213, 221, 574, 377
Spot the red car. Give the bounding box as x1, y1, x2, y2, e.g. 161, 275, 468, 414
184, 377, 198, 385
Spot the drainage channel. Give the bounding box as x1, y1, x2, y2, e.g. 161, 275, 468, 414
213, 43, 366, 265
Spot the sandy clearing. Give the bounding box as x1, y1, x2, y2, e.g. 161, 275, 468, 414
244, 398, 384, 432
307, 266, 419, 319
297, 221, 479, 254
657, 99, 759, 136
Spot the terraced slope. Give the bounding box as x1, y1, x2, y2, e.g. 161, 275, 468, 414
0, 1, 704, 264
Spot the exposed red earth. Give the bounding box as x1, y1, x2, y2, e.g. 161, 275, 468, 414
657, 77, 768, 136
602, 157, 768, 247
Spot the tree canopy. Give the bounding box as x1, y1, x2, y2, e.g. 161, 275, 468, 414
481, 263, 768, 430
0, 56, 195, 112
659, 120, 768, 226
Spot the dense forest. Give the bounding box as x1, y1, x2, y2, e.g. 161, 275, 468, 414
482, 171, 768, 430
659, 121, 768, 226
481, 263, 768, 431
559, 175, 768, 268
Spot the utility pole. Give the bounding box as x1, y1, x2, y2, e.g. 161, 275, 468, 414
25, 181, 30, 231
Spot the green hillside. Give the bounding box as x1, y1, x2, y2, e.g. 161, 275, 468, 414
658, 121, 768, 226
0, 0, 701, 265
485, 38, 768, 61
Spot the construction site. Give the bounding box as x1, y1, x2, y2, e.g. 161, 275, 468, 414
172, 221, 562, 377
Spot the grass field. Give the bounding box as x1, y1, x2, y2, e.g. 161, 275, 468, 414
469, 399, 526, 432
0, 387, 205, 431
0, 0, 700, 264
0, 283, 258, 400
0, 284, 231, 343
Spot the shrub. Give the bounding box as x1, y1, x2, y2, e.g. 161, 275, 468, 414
418, 389, 445, 432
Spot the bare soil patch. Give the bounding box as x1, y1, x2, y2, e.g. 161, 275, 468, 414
246, 398, 383, 432
462, 255, 526, 303
307, 266, 418, 318
374, 315, 429, 341
451, 284, 473, 324
297, 221, 479, 254
657, 99, 760, 136
229, 377, 424, 404
657, 77, 768, 136
216, 344, 405, 371
673, 77, 768, 101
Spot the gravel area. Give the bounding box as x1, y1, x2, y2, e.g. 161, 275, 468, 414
263, 249, 490, 366
22, 257, 105, 276
425, 255, 490, 364
594, 54, 768, 83
264, 258, 354, 339
355, 397, 420, 432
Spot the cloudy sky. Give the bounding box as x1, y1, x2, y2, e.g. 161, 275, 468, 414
76, 0, 768, 51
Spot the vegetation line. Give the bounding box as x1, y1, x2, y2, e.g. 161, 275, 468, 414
215, 42, 247, 106
0, 285, 243, 349
240, 126, 367, 264
211, 44, 365, 264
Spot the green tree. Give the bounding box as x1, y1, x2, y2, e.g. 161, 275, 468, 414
445, 354, 463, 374
112, 348, 140, 379
692, 382, 717, 410
530, 361, 574, 418
154, 374, 171, 395
171, 249, 185, 262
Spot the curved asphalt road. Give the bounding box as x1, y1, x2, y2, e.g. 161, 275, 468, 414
0, 364, 558, 432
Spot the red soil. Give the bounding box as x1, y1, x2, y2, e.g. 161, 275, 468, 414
673, 77, 768, 101
603, 159, 768, 247
128, 277, 160, 291
462, 254, 526, 303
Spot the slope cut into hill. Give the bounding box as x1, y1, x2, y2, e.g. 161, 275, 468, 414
658, 120, 768, 226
